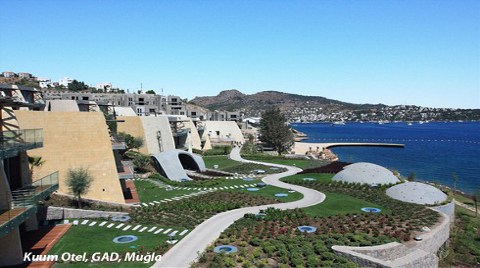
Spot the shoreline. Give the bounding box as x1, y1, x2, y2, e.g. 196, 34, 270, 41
291, 142, 404, 160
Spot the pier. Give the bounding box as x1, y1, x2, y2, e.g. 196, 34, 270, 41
292, 142, 404, 155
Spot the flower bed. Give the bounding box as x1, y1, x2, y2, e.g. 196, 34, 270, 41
194, 208, 395, 267
130, 192, 280, 229
286, 178, 440, 240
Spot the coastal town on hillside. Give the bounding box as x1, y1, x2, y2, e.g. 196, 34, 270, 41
1, 71, 479, 124
0, 69, 478, 268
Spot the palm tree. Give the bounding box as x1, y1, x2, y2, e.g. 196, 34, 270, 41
28, 156, 45, 178
66, 167, 93, 208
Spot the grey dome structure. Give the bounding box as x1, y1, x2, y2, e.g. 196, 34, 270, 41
386, 182, 447, 205
332, 162, 400, 185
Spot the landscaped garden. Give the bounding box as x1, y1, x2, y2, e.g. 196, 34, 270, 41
194, 208, 395, 268
49, 223, 177, 267
241, 154, 328, 170
193, 172, 442, 267
227, 185, 304, 203
283, 174, 440, 239
148, 173, 262, 189
441, 206, 480, 267
130, 191, 285, 229
134, 179, 199, 202
203, 155, 287, 174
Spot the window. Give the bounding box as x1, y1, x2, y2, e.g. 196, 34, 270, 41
82, 96, 89, 101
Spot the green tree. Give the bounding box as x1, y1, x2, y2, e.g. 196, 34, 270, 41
145, 90, 156, 94
452, 172, 459, 192
473, 189, 479, 217
259, 108, 294, 155
66, 167, 93, 208
68, 80, 88, 91
118, 132, 144, 152
133, 153, 151, 173
407, 172, 416, 181
28, 156, 45, 177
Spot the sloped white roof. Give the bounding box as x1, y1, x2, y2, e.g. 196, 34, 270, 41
113, 106, 136, 116
333, 162, 400, 185
386, 182, 447, 205
44, 100, 79, 112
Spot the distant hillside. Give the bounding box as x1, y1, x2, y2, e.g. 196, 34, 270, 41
191, 89, 480, 122
191, 89, 385, 116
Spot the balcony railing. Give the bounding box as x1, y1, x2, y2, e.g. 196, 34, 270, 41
111, 135, 127, 150
0, 191, 36, 238
0, 129, 43, 159
118, 161, 134, 179
172, 128, 189, 137
0, 171, 58, 237
31, 171, 59, 202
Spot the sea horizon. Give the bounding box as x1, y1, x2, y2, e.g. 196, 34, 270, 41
291, 121, 480, 195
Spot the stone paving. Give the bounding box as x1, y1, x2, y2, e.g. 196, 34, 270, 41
68, 219, 189, 237
128, 178, 261, 207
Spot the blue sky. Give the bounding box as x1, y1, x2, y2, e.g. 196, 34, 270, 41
1, 0, 478, 108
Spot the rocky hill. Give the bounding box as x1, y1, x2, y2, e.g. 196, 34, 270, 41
191, 89, 385, 116
191, 89, 480, 122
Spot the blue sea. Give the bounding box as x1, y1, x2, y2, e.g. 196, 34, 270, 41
290, 122, 480, 194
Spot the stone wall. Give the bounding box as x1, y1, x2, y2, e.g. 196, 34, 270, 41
333, 208, 452, 268
15, 111, 126, 203
117, 116, 148, 155
38, 206, 128, 220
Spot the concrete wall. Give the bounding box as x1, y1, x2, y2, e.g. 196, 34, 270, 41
15, 111, 126, 203
151, 149, 206, 181
181, 117, 202, 150
203, 121, 245, 143
333, 208, 452, 268
139, 116, 176, 154
0, 228, 23, 266
39, 206, 128, 220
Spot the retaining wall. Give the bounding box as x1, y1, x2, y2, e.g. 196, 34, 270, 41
38, 206, 128, 220
333, 203, 453, 268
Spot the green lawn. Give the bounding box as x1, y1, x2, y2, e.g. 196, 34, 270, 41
441, 206, 480, 266
203, 155, 286, 174
280, 173, 389, 217
242, 154, 328, 169
452, 192, 476, 206
228, 185, 304, 203
303, 191, 390, 217
135, 177, 271, 203
203, 155, 241, 169
134, 180, 197, 202
280, 173, 334, 184
49, 222, 183, 267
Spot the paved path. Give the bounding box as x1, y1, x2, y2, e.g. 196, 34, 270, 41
155, 146, 326, 267
454, 200, 478, 215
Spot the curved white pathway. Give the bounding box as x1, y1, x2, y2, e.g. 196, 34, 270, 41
154, 146, 326, 267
